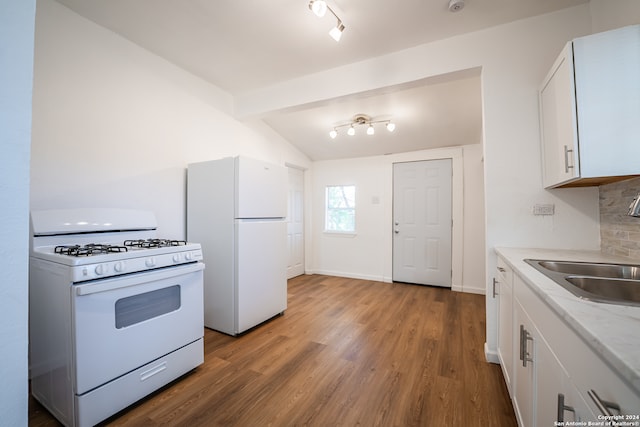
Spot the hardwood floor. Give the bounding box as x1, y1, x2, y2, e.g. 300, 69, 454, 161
29, 275, 516, 427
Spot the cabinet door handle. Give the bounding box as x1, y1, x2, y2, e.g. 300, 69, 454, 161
519, 325, 534, 367
519, 325, 525, 362
588, 390, 621, 416
497, 266, 506, 273
564, 145, 575, 173
492, 278, 498, 298
557, 393, 575, 422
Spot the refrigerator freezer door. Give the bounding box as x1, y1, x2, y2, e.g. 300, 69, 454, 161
235, 157, 288, 219
235, 219, 287, 333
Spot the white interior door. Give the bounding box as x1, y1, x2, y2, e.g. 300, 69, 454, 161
392, 159, 452, 287
286, 167, 304, 279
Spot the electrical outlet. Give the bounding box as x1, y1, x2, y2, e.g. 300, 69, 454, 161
533, 204, 555, 215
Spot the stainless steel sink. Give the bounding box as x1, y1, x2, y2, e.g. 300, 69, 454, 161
537, 260, 640, 280
565, 276, 640, 304
524, 259, 640, 307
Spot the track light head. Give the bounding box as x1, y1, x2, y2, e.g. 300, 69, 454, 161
329, 21, 345, 42
308, 1, 345, 41
309, 0, 327, 17
366, 124, 375, 135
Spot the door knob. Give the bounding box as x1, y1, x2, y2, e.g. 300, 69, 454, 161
394, 229, 399, 233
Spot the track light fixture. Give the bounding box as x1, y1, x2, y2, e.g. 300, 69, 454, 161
309, 0, 345, 42
329, 114, 396, 139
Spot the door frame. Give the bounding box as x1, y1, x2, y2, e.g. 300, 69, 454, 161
386, 147, 463, 292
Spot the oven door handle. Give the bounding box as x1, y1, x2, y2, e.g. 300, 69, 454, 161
75, 262, 204, 296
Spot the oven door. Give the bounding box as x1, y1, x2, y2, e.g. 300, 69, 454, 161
72, 262, 204, 395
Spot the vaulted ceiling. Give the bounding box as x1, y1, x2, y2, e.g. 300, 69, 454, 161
54, 0, 589, 160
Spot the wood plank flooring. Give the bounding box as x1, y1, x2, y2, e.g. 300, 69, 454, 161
29, 275, 516, 427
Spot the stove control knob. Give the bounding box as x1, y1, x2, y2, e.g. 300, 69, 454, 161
95, 264, 106, 276
172, 254, 182, 263
145, 257, 156, 268
114, 261, 125, 273
185, 252, 193, 261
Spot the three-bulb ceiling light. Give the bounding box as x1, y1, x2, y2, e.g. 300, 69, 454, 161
329, 114, 396, 139
309, 0, 345, 42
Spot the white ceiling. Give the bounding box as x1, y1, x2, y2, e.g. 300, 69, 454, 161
54, 0, 589, 160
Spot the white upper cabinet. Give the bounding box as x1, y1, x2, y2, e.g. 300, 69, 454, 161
539, 25, 640, 189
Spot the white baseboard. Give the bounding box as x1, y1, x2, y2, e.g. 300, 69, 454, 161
307, 271, 484, 294
484, 342, 500, 364
309, 269, 386, 283
461, 285, 486, 295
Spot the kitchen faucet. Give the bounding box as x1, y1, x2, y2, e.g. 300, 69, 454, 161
628, 193, 640, 217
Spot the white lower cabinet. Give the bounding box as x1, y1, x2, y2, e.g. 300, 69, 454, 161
513, 299, 535, 427
495, 254, 638, 427
535, 328, 595, 426
496, 257, 514, 393
511, 274, 596, 426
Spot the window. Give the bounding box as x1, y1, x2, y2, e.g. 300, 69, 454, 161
325, 185, 355, 232
115, 285, 181, 329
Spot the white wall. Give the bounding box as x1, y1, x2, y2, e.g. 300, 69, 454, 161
310, 144, 485, 294
0, 0, 35, 424
31, 0, 311, 238
236, 5, 605, 360
462, 144, 486, 293
589, 0, 640, 33
311, 156, 388, 281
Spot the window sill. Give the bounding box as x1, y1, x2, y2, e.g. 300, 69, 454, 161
323, 230, 357, 237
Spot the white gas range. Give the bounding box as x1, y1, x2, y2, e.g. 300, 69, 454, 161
29, 209, 205, 427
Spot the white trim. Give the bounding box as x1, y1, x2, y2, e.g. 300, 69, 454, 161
284, 162, 308, 171
459, 285, 485, 295
309, 269, 387, 283
322, 231, 357, 237
484, 342, 500, 364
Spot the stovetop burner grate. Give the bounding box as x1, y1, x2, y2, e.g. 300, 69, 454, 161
51, 239, 188, 257
55, 244, 129, 257
124, 239, 187, 249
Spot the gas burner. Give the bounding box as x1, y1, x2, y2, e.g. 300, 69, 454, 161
55, 244, 128, 257
123, 239, 187, 249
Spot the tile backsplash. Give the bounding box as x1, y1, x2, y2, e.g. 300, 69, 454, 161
600, 177, 640, 260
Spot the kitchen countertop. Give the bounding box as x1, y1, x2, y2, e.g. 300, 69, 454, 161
495, 247, 640, 396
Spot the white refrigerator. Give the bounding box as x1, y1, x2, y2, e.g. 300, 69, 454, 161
187, 156, 288, 335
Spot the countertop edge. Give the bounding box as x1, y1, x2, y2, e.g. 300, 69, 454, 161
494, 247, 640, 396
